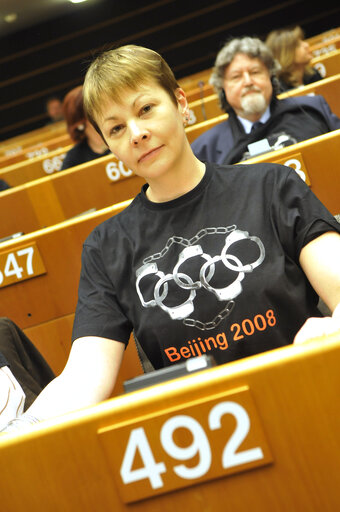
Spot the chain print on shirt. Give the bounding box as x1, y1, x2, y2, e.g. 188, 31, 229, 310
135, 226, 265, 330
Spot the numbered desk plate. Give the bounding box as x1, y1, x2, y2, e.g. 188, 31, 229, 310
0, 242, 46, 288
98, 386, 273, 503
105, 158, 133, 182
275, 152, 311, 186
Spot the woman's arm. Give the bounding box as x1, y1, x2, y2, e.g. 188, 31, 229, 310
8, 336, 125, 426
294, 231, 340, 343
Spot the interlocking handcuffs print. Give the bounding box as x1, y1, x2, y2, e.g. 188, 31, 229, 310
136, 226, 265, 330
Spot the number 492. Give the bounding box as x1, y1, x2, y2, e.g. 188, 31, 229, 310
120, 401, 264, 490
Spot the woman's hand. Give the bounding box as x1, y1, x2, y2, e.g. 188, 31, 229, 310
294, 315, 340, 344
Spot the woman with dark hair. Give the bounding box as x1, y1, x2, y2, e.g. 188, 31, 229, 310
61, 85, 110, 170
266, 26, 323, 92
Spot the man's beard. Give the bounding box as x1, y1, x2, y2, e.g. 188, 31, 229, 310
240, 90, 267, 116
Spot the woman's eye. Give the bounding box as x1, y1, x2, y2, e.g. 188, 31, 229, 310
110, 124, 123, 136
140, 104, 152, 115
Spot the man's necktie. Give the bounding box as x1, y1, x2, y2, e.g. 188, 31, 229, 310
251, 121, 263, 132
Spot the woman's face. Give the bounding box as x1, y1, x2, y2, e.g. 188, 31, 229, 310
294, 39, 313, 66
95, 82, 188, 182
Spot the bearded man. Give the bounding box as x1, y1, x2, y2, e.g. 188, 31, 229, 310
191, 37, 340, 164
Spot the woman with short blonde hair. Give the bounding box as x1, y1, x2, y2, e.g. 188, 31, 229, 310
2, 44, 340, 434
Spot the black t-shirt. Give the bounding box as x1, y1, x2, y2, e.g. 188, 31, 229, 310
61, 139, 111, 170
0, 352, 8, 368
72, 162, 340, 369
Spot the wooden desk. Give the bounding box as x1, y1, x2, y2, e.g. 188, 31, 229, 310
186, 113, 228, 144
242, 129, 340, 215
0, 201, 130, 331
1, 331, 339, 511
0, 200, 139, 377
310, 34, 340, 57
0, 145, 72, 188
279, 72, 340, 117
187, 93, 224, 126
0, 133, 72, 168
178, 67, 213, 93
0, 122, 67, 158
306, 26, 340, 46
0, 153, 144, 239
311, 48, 340, 78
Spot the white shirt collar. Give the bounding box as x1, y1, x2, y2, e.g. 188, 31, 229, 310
238, 106, 271, 134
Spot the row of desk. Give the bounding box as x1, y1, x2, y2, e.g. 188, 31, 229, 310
0, 25, 339, 511
1, 329, 340, 511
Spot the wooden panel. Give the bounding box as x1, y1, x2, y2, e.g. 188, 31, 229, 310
0, 145, 72, 187
51, 156, 144, 220
0, 186, 41, 239
99, 386, 273, 503
178, 67, 213, 92
242, 129, 340, 215
0, 332, 340, 511
188, 93, 224, 126
0, 133, 72, 168
0, 177, 67, 240
0, 121, 67, 156
311, 48, 340, 78
185, 82, 215, 103
26, 179, 66, 228
279, 73, 340, 117
310, 34, 340, 57
0, 200, 131, 330
186, 113, 228, 144
23, 314, 74, 376
0, 154, 144, 238
0, 242, 46, 289
306, 27, 340, 46
23, 315, 143, 393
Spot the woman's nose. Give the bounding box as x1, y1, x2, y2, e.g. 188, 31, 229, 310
130, 121, 150, 146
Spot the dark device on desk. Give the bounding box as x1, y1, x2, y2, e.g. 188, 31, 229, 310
124, 355, 216, 393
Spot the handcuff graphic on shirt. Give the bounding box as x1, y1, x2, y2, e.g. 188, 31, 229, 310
136, 226, 265, 331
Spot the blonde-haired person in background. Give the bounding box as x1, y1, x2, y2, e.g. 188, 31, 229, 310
266, 26, 323, 92
2, 44, 339, 434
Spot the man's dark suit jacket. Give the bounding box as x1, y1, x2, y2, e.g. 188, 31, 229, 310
191, 95, 340, 164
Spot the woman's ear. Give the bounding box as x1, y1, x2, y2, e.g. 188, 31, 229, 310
175, 87, 188, 111
175, 87, 189, 125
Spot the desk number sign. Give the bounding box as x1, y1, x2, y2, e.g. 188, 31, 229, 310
98, 387, 273, 503
0, 242, 46, 288
275, 152, 311, 186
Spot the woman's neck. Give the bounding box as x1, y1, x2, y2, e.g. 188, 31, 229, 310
146, 154, 206, 203
291, 64, 305, 85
